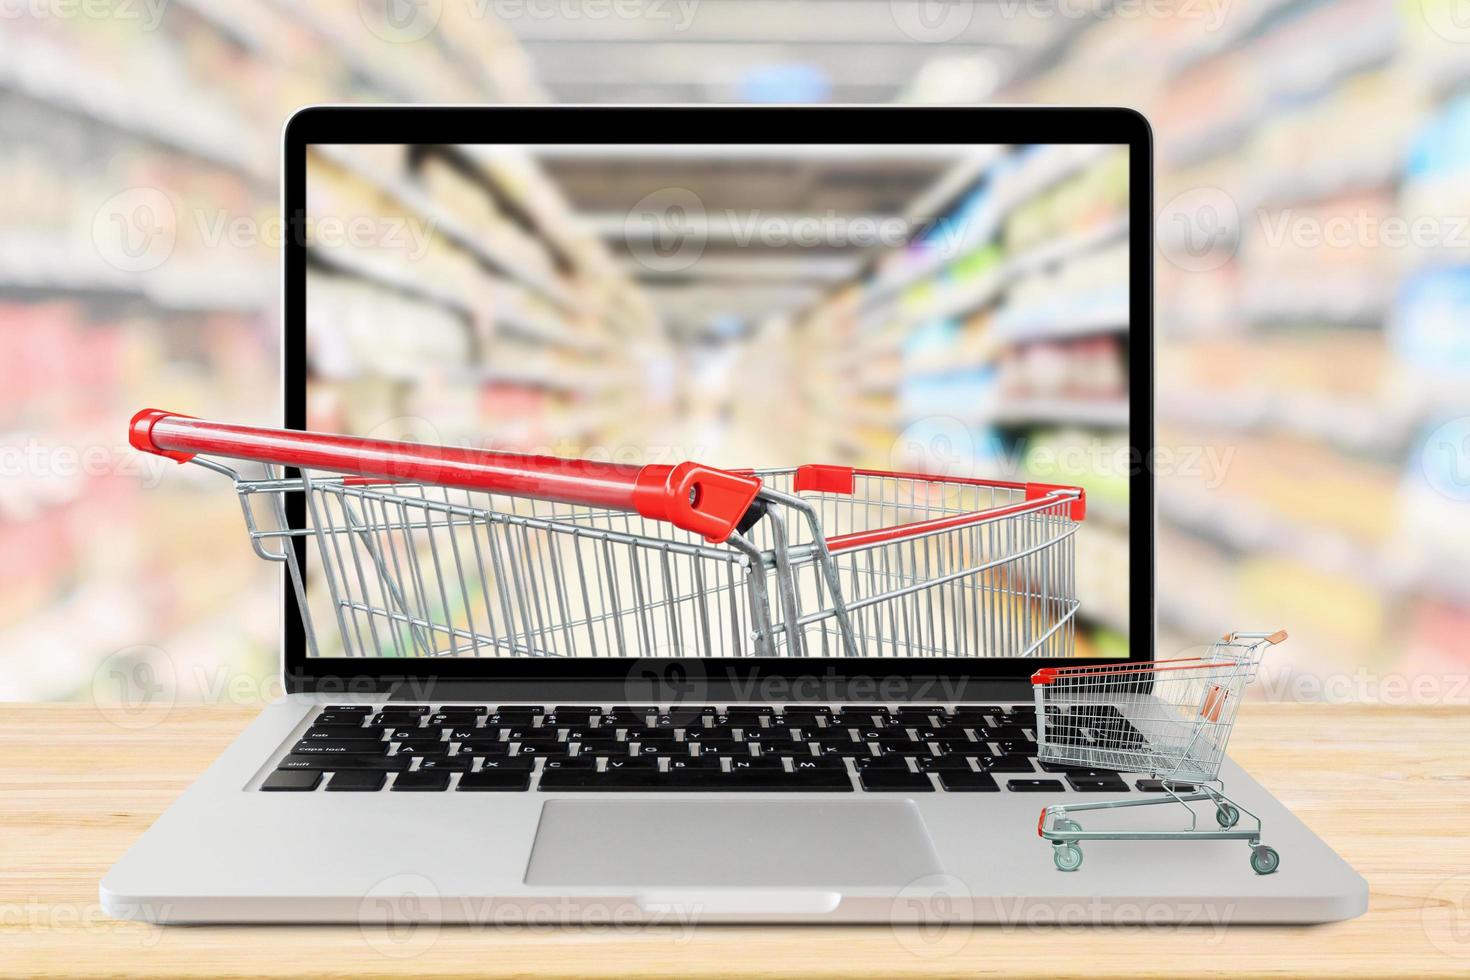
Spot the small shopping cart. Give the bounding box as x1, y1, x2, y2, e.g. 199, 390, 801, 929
130, 409, 1087, 660
1032, 630, 1288, 874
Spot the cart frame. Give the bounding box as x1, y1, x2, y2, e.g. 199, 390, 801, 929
131, 409, 1088, 661
1032, 630, 1288, 875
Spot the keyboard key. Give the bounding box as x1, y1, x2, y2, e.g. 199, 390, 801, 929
778, 707, 831, 726
325, 771, 385, 792
538, 767, 851, 792
895, 707, 944, 726
376, 705, 429, 717
262, 770, 321, 791
603, 757, 658, 772
474, 757, 534, 772
292, 740, 389, 756
939, 771, 1000, 792
391, 771, 450, 791
1066, 775, 1129, 792
817, 742, 874, 758
981, 758, 1040, 775
513, 743, 571, 757
416, 756, 473, 772
323, 705, 372, 714
1136, 779, 1197, 793
993, 740, 1036, 757
855, 756, 912, 771
393, 741, 449, 756
277, 754, 409, 771
859, 770, 934, 792
458, 770, 531, 791
915, 755, 975, 772
429, 712, 483, 726
951, 705, 1003, 723
1006, 779, 1065, 792
624, 728, 675, 743
789, 756, 845, 771
299, 728, 384, 742
312, 713, 371, 727
455, 739, 511, 756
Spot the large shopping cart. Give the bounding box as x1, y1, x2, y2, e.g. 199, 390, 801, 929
130, 409, 1087, 660
1032, 630, 1288, 874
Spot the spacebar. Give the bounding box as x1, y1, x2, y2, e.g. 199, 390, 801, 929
538, 769, 853, 792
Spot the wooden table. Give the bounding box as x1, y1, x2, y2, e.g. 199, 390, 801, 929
2, 702, 1465, 977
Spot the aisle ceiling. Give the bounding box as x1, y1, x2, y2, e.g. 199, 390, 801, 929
510, 1, 1077, 334
539, 145, 983, 333
502, 0, 1069, 103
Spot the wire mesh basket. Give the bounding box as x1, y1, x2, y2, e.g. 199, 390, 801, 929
131, 409, 1087, 659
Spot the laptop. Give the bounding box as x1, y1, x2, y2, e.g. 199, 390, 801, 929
101, 106, 1366, 924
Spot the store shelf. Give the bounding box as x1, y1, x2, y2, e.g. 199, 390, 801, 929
0, 32, 272, 185
312, 144, 582, 315
980, 398, 1130, 429
911, 216, 1128, 326
307, 247, 471, 318
862, 145, 1116, 308
308, 244, 607, 354
0, 240, 272, 313
1158, 389, 1415, 458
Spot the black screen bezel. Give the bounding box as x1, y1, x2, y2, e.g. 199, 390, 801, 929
282, 105, 1154, 695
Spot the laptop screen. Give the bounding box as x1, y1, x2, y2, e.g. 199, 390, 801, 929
298, 139, 1133, 661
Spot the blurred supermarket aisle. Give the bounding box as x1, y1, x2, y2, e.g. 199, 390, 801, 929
2, 0, 1469, 700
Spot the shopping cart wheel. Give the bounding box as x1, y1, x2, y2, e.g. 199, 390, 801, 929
1053, 843, 1084, 872
1249, 845, 1280, 876
1055, 817, 1081, 833
1215, 803, 1240, 829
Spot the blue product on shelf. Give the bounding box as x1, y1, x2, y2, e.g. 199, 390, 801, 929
1406, 93, 1470, 180
1391, 266, 1470, 374
899, 364, 998, 419
902, 318, 960, 363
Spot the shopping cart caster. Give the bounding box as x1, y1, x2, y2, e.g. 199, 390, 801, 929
1249, 844, 1280, 876
1055, 818, 1082, 833
1215, 803, 1240, 829
1053, 843, 1084, 872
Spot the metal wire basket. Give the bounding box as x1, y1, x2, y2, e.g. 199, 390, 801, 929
1032, 630, 1289, 874
131, 409, 1087, 659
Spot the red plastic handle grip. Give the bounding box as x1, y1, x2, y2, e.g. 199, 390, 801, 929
129, 409, 762, 544
1031, 657, 1227, 685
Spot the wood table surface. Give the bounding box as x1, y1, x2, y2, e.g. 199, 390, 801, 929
1, 702, 1466, 977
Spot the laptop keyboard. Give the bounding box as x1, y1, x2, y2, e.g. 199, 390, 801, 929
261, 704, 1142, 793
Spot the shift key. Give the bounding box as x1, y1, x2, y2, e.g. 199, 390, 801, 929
277, 753, 409, 771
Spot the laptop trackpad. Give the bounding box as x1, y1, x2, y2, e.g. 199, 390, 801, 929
524, 799, 942, 887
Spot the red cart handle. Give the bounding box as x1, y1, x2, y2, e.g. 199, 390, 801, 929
129, 409, 762, 545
